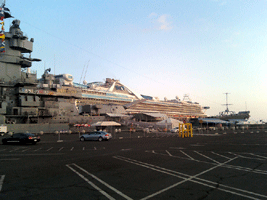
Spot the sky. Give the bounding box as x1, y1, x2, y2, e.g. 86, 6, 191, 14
3, 0, 267, 121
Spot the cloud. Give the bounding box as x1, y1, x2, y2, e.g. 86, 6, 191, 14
148, 12, 158, 18
148, 13, 173, 31
157, 14, 173, 30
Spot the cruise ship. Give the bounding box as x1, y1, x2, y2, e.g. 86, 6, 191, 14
0, 4, 208, 125
73, 78, 208, 119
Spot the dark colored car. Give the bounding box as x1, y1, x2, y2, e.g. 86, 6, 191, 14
80, 131, 112, 142
2, 133, 40, 145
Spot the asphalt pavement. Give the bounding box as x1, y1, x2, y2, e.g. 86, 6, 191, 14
0, 130, 266, 200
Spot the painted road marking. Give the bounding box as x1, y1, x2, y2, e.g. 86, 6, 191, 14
170, 147, 185, 149
9, 147, 21, 152
121, 149, 132, 151
0, 175, 5, 192
71, 147, 74, 151
148, 150, 267, 175
34, 148, 42, 152
114, 156, 266, 200
165, 150, 172, 156
194, 151, 220, 164
211, 151, 231, 159
248, 153, 267, 159
67, 164, 115, 200
58, 147, 64, 151
180, 150, 194, 160
46, 147, 53, 151
191, 144, 205, 146
21, 148, 31, 152
67, 163, 133, 200
228, 152, 266, 161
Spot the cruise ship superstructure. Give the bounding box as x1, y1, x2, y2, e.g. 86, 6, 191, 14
74, 78, 208, 119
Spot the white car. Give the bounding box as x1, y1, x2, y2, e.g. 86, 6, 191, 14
171, 125, 187, 133
170, 127, 179, 133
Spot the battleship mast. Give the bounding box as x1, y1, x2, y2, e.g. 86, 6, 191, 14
222, 92, 232, 114
0, 0, 41, 83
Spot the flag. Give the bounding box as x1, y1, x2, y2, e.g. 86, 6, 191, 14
0, 6, 13, 19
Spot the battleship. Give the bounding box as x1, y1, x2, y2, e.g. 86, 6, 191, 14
212, 93, 250, 122
0, 3, 208, 129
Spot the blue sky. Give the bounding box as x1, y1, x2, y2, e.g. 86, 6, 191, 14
4, 0, 267, 121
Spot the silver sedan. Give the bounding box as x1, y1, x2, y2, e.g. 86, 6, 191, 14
80, 131, 112, 142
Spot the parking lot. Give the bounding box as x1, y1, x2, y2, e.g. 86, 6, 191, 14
0, 130, 267, 199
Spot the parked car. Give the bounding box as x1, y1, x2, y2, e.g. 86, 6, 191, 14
2, 133, 40, 145
80, 131, 112, 142
170, 127, 179, 133
171, 125, 187, 133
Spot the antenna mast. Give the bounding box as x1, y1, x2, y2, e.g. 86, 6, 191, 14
79, 64, 85, 84
222, 92, 232, 113
1, 0, 5, 8
83, 60, 90, 83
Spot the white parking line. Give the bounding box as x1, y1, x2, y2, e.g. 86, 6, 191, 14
180, 150, 194, 160
0, 175, 5, 192
247, 153, 267, 159
194, 151, 220, 164
9, 147, 21, 152
147, 150, 267, 175
170, 147, 185, 149
46, 147, 53, 151
66, 163, 133, 200
58, 147, 64, 151
66, 164, 115, 200
228, 152, 266, 161
21, 148, 31, 152
211, 151, 231, 159
34, 148, 42, 152
165, 150, 172, 156
114, 156, 266, 200
70, 147, 74, 151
